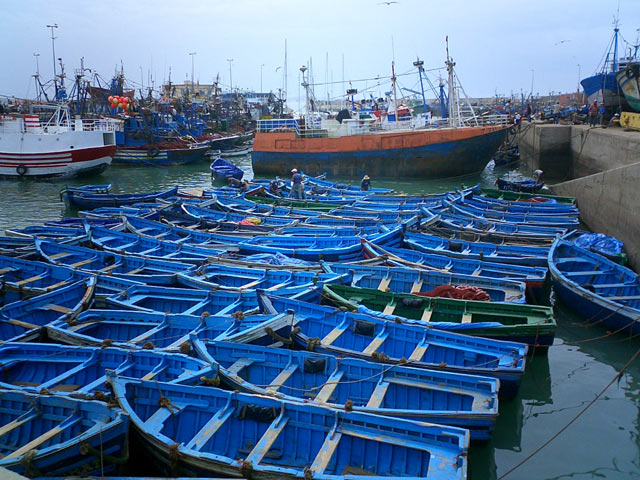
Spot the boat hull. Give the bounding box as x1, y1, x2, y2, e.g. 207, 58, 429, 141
580, 72, 628, 109
616, 63, 640, 112
0, 145, 114, 178
252, 126, 507, 178
112, 145, 209, 165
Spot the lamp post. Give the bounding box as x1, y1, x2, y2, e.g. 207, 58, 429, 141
260, 64, 265, 94
46, 24, 58, 95
530, 69, 534, 101
227, 58, 234, 94
189, 52, 196, 92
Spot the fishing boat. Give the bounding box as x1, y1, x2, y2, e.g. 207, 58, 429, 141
616, 62, 640, 112
548, 238, 640, 334
479, 188, 575, 205
322, 262, 527, 303
0, 342, 217, 394
258, 293, 528, 394
0, 254, 87, 304
361, 242, 548, 296
0, 104, 119, 178
580, 24, 629, 110
106, 284, 259, 316
192, 340, 499, 440
0, 390, 128, 477
496, 178, 544, 194
323, 283, 556, 348
0, 278, 95, 341
86, 225, 225, 264
209, 156, 244, 182
60, 184, 179, 209
109, 375, 469, 479
401, 231, 549, 267
47, 309, 298, 350
112, 142, 210, 166
35, 238, 192, 285
176, 263, 345, 292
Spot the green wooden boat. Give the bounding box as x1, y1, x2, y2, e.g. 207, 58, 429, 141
323, 284, 556, 350
248, 195, 341, 211
480, 188, 575, 205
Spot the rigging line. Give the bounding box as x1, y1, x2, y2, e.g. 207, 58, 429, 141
498, 343, 640, 479
309, 68, 445, 88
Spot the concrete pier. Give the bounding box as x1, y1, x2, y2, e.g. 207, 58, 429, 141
516, 123, 640, 268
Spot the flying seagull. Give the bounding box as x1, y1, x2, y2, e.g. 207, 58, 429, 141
555, 40, 571, 45
378, 1, 399, 5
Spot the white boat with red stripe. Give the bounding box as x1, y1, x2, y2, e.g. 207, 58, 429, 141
0, 104, 120, 178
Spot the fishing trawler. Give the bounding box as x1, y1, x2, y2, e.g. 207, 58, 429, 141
253, 42, 509, 179
0, 103, 119, 178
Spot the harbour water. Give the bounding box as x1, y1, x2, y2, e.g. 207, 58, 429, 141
1, 157, 639, 479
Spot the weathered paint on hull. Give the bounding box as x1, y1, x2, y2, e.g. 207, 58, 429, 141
252, 126, 507, 178
113, 146, 208, 166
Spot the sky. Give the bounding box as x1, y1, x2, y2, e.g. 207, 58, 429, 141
1, 0, 640, 110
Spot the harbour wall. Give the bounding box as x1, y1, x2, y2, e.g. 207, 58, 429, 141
516, 123, 640, 268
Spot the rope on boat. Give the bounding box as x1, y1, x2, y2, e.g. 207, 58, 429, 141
498, 344, 640, 479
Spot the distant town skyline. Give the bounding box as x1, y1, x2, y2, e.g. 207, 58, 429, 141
1, 0, 639, 111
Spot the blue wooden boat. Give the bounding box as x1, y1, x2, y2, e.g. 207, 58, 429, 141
192, 340, 499, 440
361, 242, 548, 293
181, 204, 296, 227
176, 264, 345, 292
304, 174, 395, 194
60, 185, 179, 209
86, 226, 226, 264
322, 262, 527, 303
328, 208, 419, 223
4, 225, 86, 240
425, 206, 568, 240
106, 285, 260, 316
79, 206, 155, 219
210, 157, 244, 181
549, 238, 640, 334
496, 178, 544, 194
237, 226, 403, 262
443, 198, 578, 229
258, 293, 528, 394
123, 215, 257, 245
0, 390, 128, 477
0, 342, 217, 394
47, 309, 299, 350
0, 236, 38, 257
36, 239, 192, 285
401, 231, 549, 267
212, 194, 325, 218
109, 375, 468, 479
147, 207, 276, 233
458, 193, 579, 215
60, 184, 112, 195
0, 254, 87, 304
0, 278, 95, 341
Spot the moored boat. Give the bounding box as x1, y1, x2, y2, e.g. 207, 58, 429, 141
109, 375, 470, 479
192, 340, 499, 440
0, 105, 119, 178
548, 238, 640, 334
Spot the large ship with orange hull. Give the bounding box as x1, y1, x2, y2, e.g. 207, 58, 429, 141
252, 121, 507, 178
253, 47, 509, 179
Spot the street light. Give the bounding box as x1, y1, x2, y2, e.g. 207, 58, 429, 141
530, 69, 534, 100
577, 64, 581, 92
260, 64, 265, 94
227, 58, 234, 94
46, 24, 58, 94
189, 52, 196, 91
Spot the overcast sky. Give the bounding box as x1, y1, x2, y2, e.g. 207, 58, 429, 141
2, 0, 639, 109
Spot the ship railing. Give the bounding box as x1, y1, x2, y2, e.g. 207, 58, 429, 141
257, 118, 300, 134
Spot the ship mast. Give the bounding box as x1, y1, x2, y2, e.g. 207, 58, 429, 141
392, 61, 398, 124
445, 36, 458, 127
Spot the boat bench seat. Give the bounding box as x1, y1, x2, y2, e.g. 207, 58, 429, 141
564, 270, 611, 277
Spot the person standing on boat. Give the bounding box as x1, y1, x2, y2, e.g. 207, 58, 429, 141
588, 101, 598, 127
289, 168, 305, 199
361, 175, 371, 191
514, 112, 522, 132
